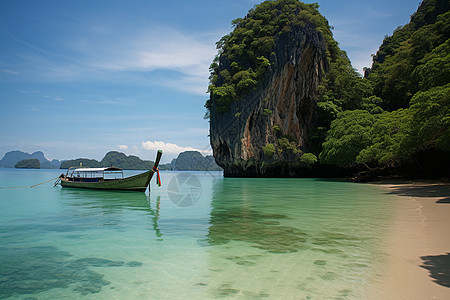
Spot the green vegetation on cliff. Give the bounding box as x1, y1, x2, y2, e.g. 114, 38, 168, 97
206, 0, 336, 113
15, 159, 40, 169
207, 0, 449, 177
320, 0, 449, 173
368, 0, 449, 110
206, 0, 372, 117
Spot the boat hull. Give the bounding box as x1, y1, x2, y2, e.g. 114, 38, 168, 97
61, 170, 153, 192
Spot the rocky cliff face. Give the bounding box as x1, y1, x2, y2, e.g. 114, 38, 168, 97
209, 24, 328, 176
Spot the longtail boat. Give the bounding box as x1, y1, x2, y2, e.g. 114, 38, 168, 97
55, 150, 162, 192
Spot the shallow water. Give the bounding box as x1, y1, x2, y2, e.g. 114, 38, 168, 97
0, 169, 395, 299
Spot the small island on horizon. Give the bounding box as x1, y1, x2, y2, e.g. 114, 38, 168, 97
0, 150, 222, 172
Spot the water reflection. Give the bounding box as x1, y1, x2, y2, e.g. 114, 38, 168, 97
207, 178, 309, 253
59, 188, 162, 238
59, 188, 151, 210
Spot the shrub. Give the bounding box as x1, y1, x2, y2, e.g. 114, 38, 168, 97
263, 144, 276, 157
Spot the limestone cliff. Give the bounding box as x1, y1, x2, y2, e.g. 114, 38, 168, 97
209, 23, 328, 176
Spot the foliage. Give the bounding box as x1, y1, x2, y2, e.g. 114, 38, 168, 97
358, 96, 384, 114
272, 125, 281, 137
319, 0, 450, 171
263, 144, 276, 157
319, 110, 376, 167
206, 0, 376, 161
412, 39, 450, 90
356, 109, 412, 166
368, 2, 450, 110
206, 0, 335, 113
15, 159, 40, 169
278, 137, 303, 156
263, 108, 272, 116
299, 153, 318, 168
313, 29, 373, 153
406, 84, 450, 151
205, 0, 449, 175
318, 52, 372, 111
316, 99, 341, 125
320, 83, 450, 168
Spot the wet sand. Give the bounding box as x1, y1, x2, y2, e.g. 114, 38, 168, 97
369, 180, 450, 299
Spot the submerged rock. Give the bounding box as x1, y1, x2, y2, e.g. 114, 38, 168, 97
0, 246, 142, 298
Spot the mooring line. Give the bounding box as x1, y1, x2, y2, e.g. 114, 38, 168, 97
0, 176, 60, 189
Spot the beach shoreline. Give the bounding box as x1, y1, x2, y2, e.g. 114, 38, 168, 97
368, 180, 450, 299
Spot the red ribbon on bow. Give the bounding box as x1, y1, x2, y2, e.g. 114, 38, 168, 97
152, 166, 161, 187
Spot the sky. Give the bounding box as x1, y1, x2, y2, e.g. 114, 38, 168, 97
0, 0, 421, 163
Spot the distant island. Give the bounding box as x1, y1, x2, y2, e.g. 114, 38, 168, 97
15, 159, 40, 169
61, 151, 222, 171
59, 151, 154, 170
159, 151, 222, 171
0, 151, 61, 169
0, 150, 222, 171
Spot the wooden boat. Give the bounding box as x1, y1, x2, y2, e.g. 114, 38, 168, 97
55, 150, 162, 192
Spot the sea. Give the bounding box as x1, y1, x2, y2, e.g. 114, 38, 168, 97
0, 169, 397, 299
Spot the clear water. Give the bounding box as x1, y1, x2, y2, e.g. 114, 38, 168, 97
0, 169, 395, 299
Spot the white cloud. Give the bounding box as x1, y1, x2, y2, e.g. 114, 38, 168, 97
103, 28, 216, 95
62, 27, 217, 95
118, 144, 129, 151
142, 140, 212, 156
7, 25, 218, 96
129, 29, 214, 77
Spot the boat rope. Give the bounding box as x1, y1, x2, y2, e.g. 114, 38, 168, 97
152, 166, 161, 187
0, 176, 61, 189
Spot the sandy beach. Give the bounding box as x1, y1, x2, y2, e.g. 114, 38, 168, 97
369, 180, 450, 299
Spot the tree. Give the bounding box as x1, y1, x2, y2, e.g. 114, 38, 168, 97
299, 153, 318, 168
356, 109, 412, 167
368, 4, 450, 110
405, 84, 450, 152
319, 110, 376, 167
413, 39, 450, 90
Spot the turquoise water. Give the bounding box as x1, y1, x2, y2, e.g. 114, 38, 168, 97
0, 169, 395, 299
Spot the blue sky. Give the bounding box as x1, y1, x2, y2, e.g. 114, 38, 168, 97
0, 0, 421, 163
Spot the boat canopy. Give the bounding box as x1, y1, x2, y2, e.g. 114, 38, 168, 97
65, 166, 124, 179
72, 167, 123, 172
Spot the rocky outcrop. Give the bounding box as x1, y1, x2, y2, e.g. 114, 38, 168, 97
209, 24, 328, 177
0, 150, 60, 169
160, 151, 222, 171
15, 159, 40, 169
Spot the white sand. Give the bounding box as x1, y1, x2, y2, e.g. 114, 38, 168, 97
369, 181, 450, 299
